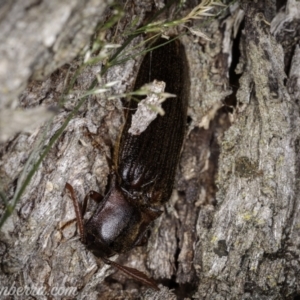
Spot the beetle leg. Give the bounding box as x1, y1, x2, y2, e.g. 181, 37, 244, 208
84, 127, 112, 160
105, 154, 113, 169
59, 218, 77, 232
134, 230, 150, 247
82, 190, 103, 216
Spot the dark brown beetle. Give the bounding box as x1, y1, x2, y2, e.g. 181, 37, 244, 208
66, 36, 189, 289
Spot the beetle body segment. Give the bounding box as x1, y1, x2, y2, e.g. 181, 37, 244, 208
84, 177, 162, 258
117, 37, 189, 208
84, 37, 189, 257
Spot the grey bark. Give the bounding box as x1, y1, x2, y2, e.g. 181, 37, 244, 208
0, 0, 112, 142
0, 0, 300, 299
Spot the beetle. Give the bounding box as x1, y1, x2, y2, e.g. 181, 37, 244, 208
65, 36, 189, 289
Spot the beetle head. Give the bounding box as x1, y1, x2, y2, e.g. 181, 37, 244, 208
84, 185, 162, 258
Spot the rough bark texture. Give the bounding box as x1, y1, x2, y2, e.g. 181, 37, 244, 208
0, 0, 111, 106
0, 0, 112, 142
1, 0, 300, 299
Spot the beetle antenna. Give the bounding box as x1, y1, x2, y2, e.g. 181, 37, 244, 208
65, 183, 86, 243
102, 257, 159, 291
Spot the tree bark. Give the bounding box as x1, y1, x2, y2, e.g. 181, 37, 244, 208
1, 0, 300, 299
